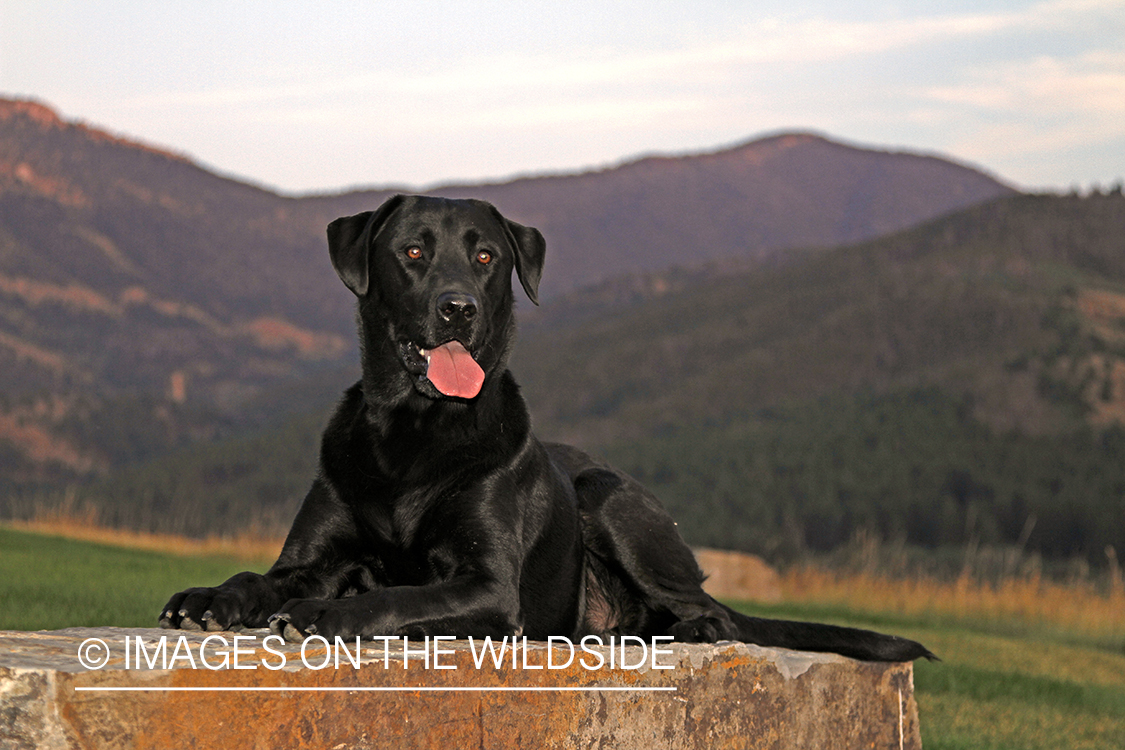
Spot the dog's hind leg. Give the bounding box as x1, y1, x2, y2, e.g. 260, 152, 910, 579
573, 469, 936, 660
547, 444, 739, 640
550, 443, 935, 661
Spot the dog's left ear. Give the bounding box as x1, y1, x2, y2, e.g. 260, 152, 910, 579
327, 195, 406, 297
492, 209, 546, 306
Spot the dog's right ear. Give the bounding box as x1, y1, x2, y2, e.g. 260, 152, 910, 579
327, 195, 406, 297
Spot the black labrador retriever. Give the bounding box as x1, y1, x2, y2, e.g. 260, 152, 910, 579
161, 195, 934, 662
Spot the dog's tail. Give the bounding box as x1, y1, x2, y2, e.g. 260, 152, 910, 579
720, 602, 937, 662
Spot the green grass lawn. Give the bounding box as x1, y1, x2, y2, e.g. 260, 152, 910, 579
0, 526, 270, 631
736, 602, 1125, 750
3, 525, 1123, 749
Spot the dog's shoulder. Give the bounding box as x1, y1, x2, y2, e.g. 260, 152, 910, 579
324, 380, 367, 434
317, 380, 373, 478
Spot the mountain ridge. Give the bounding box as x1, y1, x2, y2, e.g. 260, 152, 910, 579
0, 95, 1016, 483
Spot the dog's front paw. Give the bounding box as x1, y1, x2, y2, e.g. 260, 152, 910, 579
268, 600, 346, 642
160, 587, 244, 632
159, 572, 281, 632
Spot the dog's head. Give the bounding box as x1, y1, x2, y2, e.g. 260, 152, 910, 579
327, 195, 545, 402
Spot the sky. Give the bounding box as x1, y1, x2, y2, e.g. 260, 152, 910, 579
1, 0, 1122, 195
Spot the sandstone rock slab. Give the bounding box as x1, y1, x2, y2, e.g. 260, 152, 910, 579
0, 627, 921, 749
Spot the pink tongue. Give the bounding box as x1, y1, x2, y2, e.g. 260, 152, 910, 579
426, 341, 485, 398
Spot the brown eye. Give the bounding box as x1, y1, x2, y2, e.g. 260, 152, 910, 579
476, 250, 492, 265
405, 246, 423, 260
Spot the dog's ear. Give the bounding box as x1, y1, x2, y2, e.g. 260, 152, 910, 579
491, 210, 546, 306
327, 195, 406, 297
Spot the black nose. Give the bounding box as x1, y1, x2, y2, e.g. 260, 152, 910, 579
437, 292, 478, 323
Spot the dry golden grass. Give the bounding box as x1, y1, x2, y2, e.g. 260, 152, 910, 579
780, 565, 1125, 642
2, 517, 283, 563
9, 514, 1124, 644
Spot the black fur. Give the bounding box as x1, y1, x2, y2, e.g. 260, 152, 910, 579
160, 195, 935, 662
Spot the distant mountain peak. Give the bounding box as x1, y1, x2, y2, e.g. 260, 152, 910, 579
0, 96, 191, 164
729, 130, 824, 152
718, 131, 829, 166
717, 131, 933, 166
0, 98, 65, 128
601, 131, 827, 173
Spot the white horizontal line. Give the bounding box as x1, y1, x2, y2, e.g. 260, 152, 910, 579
74, 686, 677, 693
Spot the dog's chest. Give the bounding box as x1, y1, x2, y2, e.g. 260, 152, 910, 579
354, 487, 423, 544
352, 486, 459, 585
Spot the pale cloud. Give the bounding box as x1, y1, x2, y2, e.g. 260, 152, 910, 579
31, 0, 1123, 190
924, 51, 1125, 133
117, 0, 1123, 113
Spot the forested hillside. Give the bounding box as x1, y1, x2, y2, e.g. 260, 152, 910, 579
24, 191, 1124, 570
515, 191, 1125, 444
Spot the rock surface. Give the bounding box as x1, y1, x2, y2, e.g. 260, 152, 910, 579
0, 627, 921, 749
